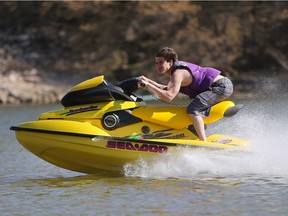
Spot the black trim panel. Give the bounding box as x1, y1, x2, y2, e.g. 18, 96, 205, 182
10, 126, 95, 138
10, 126, 221, 149
10, 126, 181, 147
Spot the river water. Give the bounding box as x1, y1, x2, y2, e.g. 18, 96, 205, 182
1, 99, 288, 215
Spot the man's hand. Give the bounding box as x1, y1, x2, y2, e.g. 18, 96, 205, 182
138, 80, 148, 88
138, 76, 149, 88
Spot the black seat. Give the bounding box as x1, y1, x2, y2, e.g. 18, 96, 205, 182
61, 85, 134, 107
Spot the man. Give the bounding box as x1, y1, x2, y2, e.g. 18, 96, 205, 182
138, 47, 233, 141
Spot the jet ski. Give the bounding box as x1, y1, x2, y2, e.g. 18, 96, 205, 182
10, 75, 248, 174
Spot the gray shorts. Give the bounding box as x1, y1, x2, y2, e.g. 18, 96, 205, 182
187, 77, 233, 117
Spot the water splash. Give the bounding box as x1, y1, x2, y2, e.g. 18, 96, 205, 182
124, 100, 288, 179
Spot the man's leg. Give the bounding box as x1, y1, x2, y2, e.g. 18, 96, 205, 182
189, 114, 207, 141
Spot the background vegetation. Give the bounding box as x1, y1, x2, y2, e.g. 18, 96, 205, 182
0, 1, 287, 103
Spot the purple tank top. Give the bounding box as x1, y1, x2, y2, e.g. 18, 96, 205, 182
171, 61, 221, 98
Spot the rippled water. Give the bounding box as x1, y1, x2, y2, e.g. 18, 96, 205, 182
1, 99, 288, 215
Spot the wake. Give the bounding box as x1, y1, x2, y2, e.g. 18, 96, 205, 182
124, 100, 288, 179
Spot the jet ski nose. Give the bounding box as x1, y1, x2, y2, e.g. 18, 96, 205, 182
224, 104, 243, 117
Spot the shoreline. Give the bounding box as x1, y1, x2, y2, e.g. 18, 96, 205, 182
1, 71, 287, 106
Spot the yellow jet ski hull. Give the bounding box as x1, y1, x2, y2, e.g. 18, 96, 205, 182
12, 120, 248, 174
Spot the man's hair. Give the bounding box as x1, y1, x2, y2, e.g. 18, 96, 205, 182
155, 47, 178, 63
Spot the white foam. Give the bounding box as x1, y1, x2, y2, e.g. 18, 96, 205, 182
124, 101, 288, 179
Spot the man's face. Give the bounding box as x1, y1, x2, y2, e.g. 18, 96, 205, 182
155, 57, 173, 75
